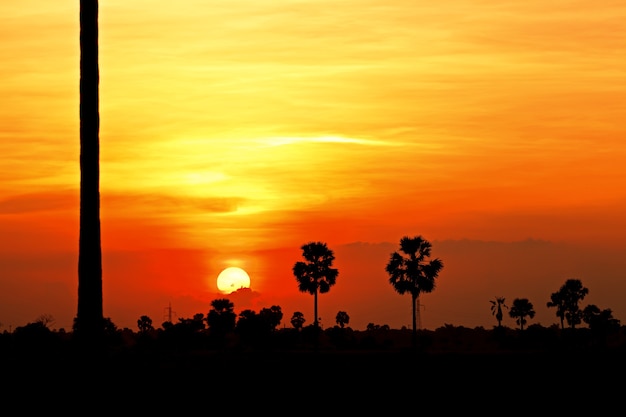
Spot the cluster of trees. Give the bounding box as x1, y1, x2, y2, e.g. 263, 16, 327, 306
129, 301, 354, 348
293, 235, 443, 348
5, 235, 622, 351
4, 304, 625, 354
490, 278, 621, 337
134, 300, 286, 348
1, 233, 440, 345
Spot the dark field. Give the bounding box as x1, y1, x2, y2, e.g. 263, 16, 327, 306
3, 324, 625, 413
4, 345, 625, 414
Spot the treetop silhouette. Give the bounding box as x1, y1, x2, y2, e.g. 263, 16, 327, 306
293, 241, 339, 331
386, 235, 443, 347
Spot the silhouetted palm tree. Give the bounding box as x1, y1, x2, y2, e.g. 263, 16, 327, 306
490, 296, 508, 328
509, 298, 535, 331
76, 0, 104, 342
293, 241, 339, 332
385, 235, 443, 347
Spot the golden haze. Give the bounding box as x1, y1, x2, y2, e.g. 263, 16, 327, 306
0, 1, 625, 331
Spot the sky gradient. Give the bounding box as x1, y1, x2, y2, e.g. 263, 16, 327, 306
1, 1, 625, 332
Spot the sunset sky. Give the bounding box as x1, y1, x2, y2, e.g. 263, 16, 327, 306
1, 1, 625, 332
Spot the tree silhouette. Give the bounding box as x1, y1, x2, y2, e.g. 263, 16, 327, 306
509, 298, 535, 331
385, 235, 443, 347
206, 299, 236, 341
293, 241, 339, 332
76, 0, 104, 342
290, 311, 306, 330
547, 290, 567, 330
235, 306, 282, 347
336, 311, 350, 328
259, 305, 283, 331
582, 304, 621, 346
137, 315, 153, 334
490, 297, 508, 328
161, 314, 204, 348
236, 309, 262, 345
548, 279, 589, 329
179, 313, 205, 331
35, 314, 56, 329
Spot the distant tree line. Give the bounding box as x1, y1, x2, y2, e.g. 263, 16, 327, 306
2, 236, 622, 353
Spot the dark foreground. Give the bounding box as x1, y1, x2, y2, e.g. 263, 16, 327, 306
3, 347, 624, 413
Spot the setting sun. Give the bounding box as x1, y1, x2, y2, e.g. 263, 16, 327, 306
216, 267, 251, 294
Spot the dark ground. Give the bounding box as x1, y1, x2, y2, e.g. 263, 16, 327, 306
3, 346, 624, 414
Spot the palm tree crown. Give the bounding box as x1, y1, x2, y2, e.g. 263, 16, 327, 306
386, 235, 443, 345
386, 236, 443, 297
490, 296, 508, 328
293, 241, 338, 329
509, 298, 535, 331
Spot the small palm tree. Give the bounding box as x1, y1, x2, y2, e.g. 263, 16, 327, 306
385, 235, 443, 347
293, 241, 339, 331
490, 296, 508, 328
509, 298, 535, 331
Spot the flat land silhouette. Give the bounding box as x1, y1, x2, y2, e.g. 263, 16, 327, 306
3, 326, 624, 413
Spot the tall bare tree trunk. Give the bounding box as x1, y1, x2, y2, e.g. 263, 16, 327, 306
76, 0, 103, 342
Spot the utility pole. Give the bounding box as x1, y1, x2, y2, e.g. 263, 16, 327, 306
163, 302, 177, 323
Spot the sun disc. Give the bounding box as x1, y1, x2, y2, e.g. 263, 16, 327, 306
216, 267, 251, 294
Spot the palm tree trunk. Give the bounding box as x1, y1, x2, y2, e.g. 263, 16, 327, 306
314, 289, 319, 350
314, 290, 318, 329
411, 293, 417, 349
76, 0, 103, 342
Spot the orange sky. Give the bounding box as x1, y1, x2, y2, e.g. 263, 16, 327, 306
1, 1, 625, 332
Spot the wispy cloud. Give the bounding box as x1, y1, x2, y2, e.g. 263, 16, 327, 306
0, 191, 77, 215
261, 135, 393, 147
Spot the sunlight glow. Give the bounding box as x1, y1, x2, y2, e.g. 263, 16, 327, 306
216, 267, 251, 294
262, 135, 392, 147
